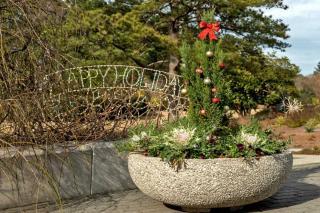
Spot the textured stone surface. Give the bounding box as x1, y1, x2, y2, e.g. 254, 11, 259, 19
0, 141, 134, 210
91, 143, 136, 194
0, 155, 54, 209
128, 153, 293, 208
0, 151, 92, 209
46, 150, 92, 199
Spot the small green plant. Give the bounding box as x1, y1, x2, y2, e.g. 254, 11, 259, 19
304, 118, 319, 133
311, 97, 320, 106
253, 108, 273, 121
275, 116, 286, 126
286, 115, 306, 128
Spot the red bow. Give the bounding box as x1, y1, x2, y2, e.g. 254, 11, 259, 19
198, 21, 220, 41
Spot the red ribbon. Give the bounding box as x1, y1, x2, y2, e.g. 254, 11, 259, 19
198, 21, 220, 41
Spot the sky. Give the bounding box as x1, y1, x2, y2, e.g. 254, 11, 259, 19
264, 0, 320, 75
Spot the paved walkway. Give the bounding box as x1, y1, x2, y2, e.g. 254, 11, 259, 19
292, 154, 320, 166
4, 155, 320, 213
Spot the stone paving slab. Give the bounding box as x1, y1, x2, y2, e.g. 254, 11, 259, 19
5, 163, 319, 213
292, 154, 320, 166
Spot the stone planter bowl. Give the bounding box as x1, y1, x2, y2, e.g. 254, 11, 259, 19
128, 152, 292, 209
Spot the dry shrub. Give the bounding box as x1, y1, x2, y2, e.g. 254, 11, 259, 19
0, 1, 186, 209
295, 74, 320, 101
285, 105, 320, 128
0, 0, 185, 147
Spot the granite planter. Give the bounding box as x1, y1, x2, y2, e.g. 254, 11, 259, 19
128, 152, 292, 209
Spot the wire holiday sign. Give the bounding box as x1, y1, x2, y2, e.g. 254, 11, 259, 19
39, 65, 188, 140
43, 65, 187, 97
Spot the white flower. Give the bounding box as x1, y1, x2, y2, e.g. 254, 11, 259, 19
282, 97, 303, 115
240, 131, 260, 146
132, 131, 149, 142
132, 135, 141, 142
170, 128, 196, 145
140, 132, 148, 138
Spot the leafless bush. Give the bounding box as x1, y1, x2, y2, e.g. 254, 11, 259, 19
0, 1, 187, 209
295, 74, 320, 99
0, 1, 186, 148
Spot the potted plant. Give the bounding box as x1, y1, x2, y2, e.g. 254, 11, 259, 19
118, 12, 292, 211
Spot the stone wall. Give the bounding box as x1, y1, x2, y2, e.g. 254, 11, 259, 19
0, 141, 136, 210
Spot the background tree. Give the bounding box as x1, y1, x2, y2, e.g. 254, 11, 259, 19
0, 0, 67, 96
48, 0, 298, 111
224, 52, 299, 112
313, 62, 320, 75
132, 0, 297, 111
47, 1, 175, 68
58, 0, 290, 67
132, 0, 289, 71
295, 74, 320, 104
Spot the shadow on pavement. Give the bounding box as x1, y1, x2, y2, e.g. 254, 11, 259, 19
241, 165, 320, 212
165, 165, 320, 213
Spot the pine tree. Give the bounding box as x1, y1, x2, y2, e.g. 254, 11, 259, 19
314, 62, 320, 75
180, 12, 231, 129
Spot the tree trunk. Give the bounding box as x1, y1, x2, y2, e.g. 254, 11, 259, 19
168, 31, 179, 76
168, 25, 180, 119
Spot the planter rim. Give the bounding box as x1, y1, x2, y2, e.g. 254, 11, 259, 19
129, 151, 291, 161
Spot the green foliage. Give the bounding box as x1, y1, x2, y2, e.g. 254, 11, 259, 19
298, 88, 316, 105
285, 113, 308, 128
138, 0, 289, 49
179, 12, 232, 127
275, 116, 286, 126
314, 62, 320, 75
46, 5, 175, 67
224, 52, 299, 112
117, 118, 289, 168
295, 74, 320, 104
304, 118, 319, 133
312, 97, 320, 106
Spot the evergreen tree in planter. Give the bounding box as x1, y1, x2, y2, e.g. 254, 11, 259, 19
118, 12, 289, 168
180, 12, 231, 131
119, 12, 292, 210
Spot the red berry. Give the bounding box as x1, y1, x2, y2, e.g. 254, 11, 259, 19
219, 63, 225, 69
212, 97, 221, 104
237, 144, 245, 152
